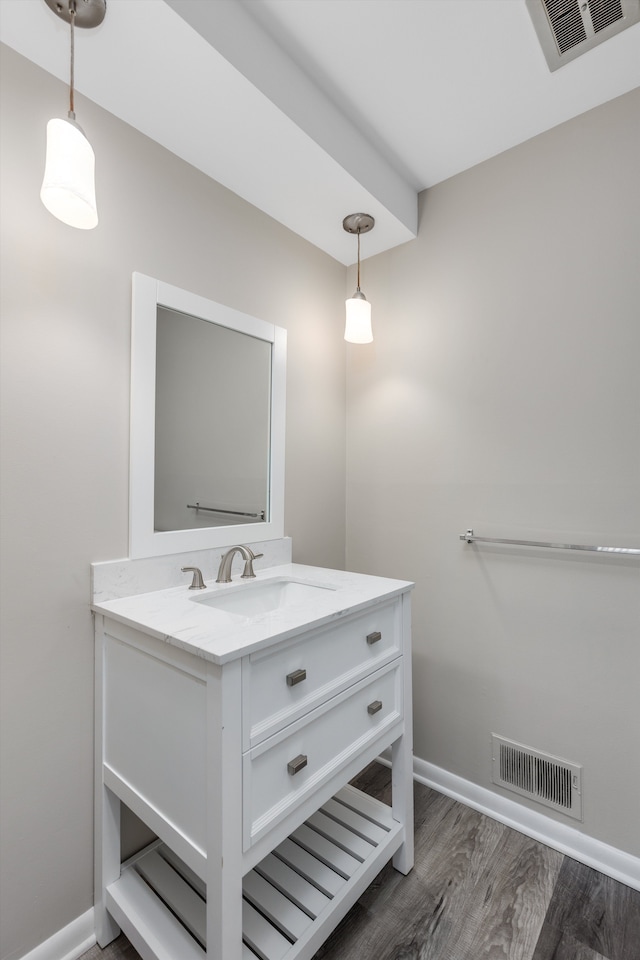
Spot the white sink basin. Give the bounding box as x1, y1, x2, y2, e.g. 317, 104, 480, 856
192, 578, 336, 619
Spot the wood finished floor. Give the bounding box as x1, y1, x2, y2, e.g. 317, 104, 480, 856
82, 763, 640, 960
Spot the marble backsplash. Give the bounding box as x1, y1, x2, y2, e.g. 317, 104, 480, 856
91, 537, 292, 602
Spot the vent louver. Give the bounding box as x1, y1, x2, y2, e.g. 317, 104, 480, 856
590, 0, 624, 32
492, 734, 583, 820
526, 0, 640, 70
546, 0, 589, 52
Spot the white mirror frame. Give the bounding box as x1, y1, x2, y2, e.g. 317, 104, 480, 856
129, 273, 286, 559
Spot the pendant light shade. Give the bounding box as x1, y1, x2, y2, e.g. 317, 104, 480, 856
343, 213, 375, 343
345, 290, 372, 344
41, 117, 98, 229
40, 0, 105, 229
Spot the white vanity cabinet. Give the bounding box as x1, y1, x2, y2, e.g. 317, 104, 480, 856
94, 568, 413, 960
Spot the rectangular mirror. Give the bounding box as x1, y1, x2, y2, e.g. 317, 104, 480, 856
129, 273, 286, 559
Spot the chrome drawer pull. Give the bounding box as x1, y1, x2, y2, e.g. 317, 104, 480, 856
286, 668, 307, 687
366, 631, 382, 645
367, 700, 383, 715
287, 754, 308, 776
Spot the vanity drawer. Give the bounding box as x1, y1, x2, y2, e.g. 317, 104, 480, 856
243, 660, 402, 849
243, 600, 401, 748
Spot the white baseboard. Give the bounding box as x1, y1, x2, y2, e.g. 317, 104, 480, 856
410, 756, 640, 892
18, 909, 95, 960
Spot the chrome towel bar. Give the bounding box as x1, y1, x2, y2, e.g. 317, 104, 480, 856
187, 502, 265, 520
460, 529, 640, 556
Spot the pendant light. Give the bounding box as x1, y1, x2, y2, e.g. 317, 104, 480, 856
40, 0, 106, 230
343, 213, 375, 343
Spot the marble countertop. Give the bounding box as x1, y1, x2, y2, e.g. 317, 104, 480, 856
92, 562, 413, 664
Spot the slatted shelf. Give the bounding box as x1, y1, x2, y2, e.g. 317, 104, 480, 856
271, 838, 344, 899
243, 871, 312, 941
304, 810, 376, 861
107, 786, 404, 960
253, 853, 331, 919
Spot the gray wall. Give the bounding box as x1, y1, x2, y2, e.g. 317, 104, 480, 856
346, 88, 640, 857
0, 45, 346, 960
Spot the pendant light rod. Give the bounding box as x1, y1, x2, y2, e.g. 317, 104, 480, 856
43, 0, 106, 118
343, 213, 375, 275
343, 212, 375, 290
69, 0, 76, 117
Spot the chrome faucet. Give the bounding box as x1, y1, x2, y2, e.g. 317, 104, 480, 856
216, 545, 263, 583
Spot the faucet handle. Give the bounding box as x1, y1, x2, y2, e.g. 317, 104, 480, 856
181, 566, 206, 589
241, 550, 264, 579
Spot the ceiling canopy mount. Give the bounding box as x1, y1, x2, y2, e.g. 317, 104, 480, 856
44, 0, 106, 29
342, 213, 375, 236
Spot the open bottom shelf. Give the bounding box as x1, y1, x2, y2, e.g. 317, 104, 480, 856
106, 784, 404, 960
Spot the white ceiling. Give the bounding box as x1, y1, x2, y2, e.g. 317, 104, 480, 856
2, 0, 639, 263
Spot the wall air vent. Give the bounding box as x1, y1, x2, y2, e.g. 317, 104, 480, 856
492, 734, 583, 820
526, 0, 640, 71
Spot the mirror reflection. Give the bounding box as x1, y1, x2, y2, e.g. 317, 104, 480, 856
154, 307, 272, 532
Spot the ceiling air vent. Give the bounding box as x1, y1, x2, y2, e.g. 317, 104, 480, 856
526, 0, 640, 70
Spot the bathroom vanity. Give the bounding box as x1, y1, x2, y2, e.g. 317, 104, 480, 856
93, 562, 413, 960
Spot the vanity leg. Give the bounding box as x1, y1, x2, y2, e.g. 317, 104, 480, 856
205, 659, 244, 960
392, 593, 414, 875
95, 784, 121, 946
94, 615, 121, 946
391, 733, 414, 875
